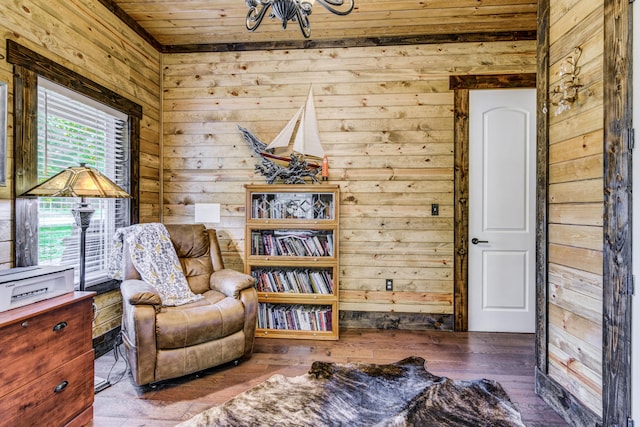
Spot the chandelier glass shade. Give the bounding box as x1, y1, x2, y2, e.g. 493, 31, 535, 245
246, 0, 355, 38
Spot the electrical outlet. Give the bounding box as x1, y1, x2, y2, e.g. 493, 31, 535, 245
431, 203, 439, 216
385, 279, 393, 291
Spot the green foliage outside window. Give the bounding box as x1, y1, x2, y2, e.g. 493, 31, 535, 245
37, 112, 107, 264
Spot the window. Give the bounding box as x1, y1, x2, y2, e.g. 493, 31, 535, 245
9, 41, 141, 291
35, 78, 130, 287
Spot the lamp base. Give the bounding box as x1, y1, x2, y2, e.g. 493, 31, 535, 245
94, 375, 111, 393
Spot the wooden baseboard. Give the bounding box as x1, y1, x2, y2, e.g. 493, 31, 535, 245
339, 311, 453, 331
535, 367, 602, 427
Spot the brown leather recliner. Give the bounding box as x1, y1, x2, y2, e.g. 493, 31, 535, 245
119, 224, 258, 386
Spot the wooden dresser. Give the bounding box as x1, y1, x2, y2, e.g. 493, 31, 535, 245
0, 292, 95, 427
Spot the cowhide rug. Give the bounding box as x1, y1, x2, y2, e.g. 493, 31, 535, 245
177, 356, 525, 427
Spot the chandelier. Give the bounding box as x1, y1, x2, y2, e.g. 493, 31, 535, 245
246, 0, 355, 38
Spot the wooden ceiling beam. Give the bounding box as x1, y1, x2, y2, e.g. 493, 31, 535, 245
160, 31, 536, 53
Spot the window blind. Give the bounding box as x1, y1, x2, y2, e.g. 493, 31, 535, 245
37, 79, 130, 288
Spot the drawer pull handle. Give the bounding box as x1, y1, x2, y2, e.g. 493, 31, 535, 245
54, 381, 68, 393
52, 321, 68, 332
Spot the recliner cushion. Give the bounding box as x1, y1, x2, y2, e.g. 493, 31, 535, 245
180, 256, 214, 294
166, 224, 215, 294
167, 224, 210, 258
155, 289, 246, 349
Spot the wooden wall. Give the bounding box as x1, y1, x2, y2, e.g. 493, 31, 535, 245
547, 0, 604, 417
0, 0, 162, 338
0, 0, 162, 271
162, 41, 537, 324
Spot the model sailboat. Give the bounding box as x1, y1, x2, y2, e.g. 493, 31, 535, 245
260, 86, 324, 168
239, 86, 326, 184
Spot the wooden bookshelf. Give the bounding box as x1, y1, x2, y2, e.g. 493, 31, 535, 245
245, 184, 339, 340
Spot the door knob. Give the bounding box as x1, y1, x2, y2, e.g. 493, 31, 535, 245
471, 238, 489, 244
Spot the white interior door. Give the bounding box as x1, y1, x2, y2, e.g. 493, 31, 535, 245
468, 89, 536, 333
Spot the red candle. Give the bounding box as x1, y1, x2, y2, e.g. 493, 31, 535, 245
321, 155, 329, 181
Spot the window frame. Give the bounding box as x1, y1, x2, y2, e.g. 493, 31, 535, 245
8, 41, 140, 292
36, 78, 131, 287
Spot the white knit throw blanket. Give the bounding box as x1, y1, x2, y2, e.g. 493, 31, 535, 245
109, 223, 203, 306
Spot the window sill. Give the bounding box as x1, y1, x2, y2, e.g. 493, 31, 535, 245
83, 278, 120, 296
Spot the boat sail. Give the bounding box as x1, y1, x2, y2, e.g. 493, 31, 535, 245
239, 86, 327, 184
260, 86, 324, 168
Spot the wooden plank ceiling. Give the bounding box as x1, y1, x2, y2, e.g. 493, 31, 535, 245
106, 0, 537, 50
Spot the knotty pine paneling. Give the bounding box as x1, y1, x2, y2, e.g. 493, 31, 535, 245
547, 0, 604, 417
548, 300, 601, 349
548, 129, 603, 164
548, 343, 602, 412
162, 40, 536, 320
549, 327, 602, 385
0, 0, 162, 271
548, 203, 603, 227
548, 244, 603, 276
547, 224, 602, 251
92, 289, 123, 338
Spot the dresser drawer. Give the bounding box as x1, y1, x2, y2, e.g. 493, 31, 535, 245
0, 350, 94, 426
0, 297, 93, 394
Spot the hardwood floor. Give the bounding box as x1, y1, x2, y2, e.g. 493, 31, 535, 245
91, 329, 569, 426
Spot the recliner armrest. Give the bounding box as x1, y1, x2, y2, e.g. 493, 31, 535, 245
210, 269, 256, 298
121, 279, 162, 305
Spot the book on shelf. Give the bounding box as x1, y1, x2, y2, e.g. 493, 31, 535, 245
252, 268, 333, 294
251, 230, 334, 257
258, 303, 333, 332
